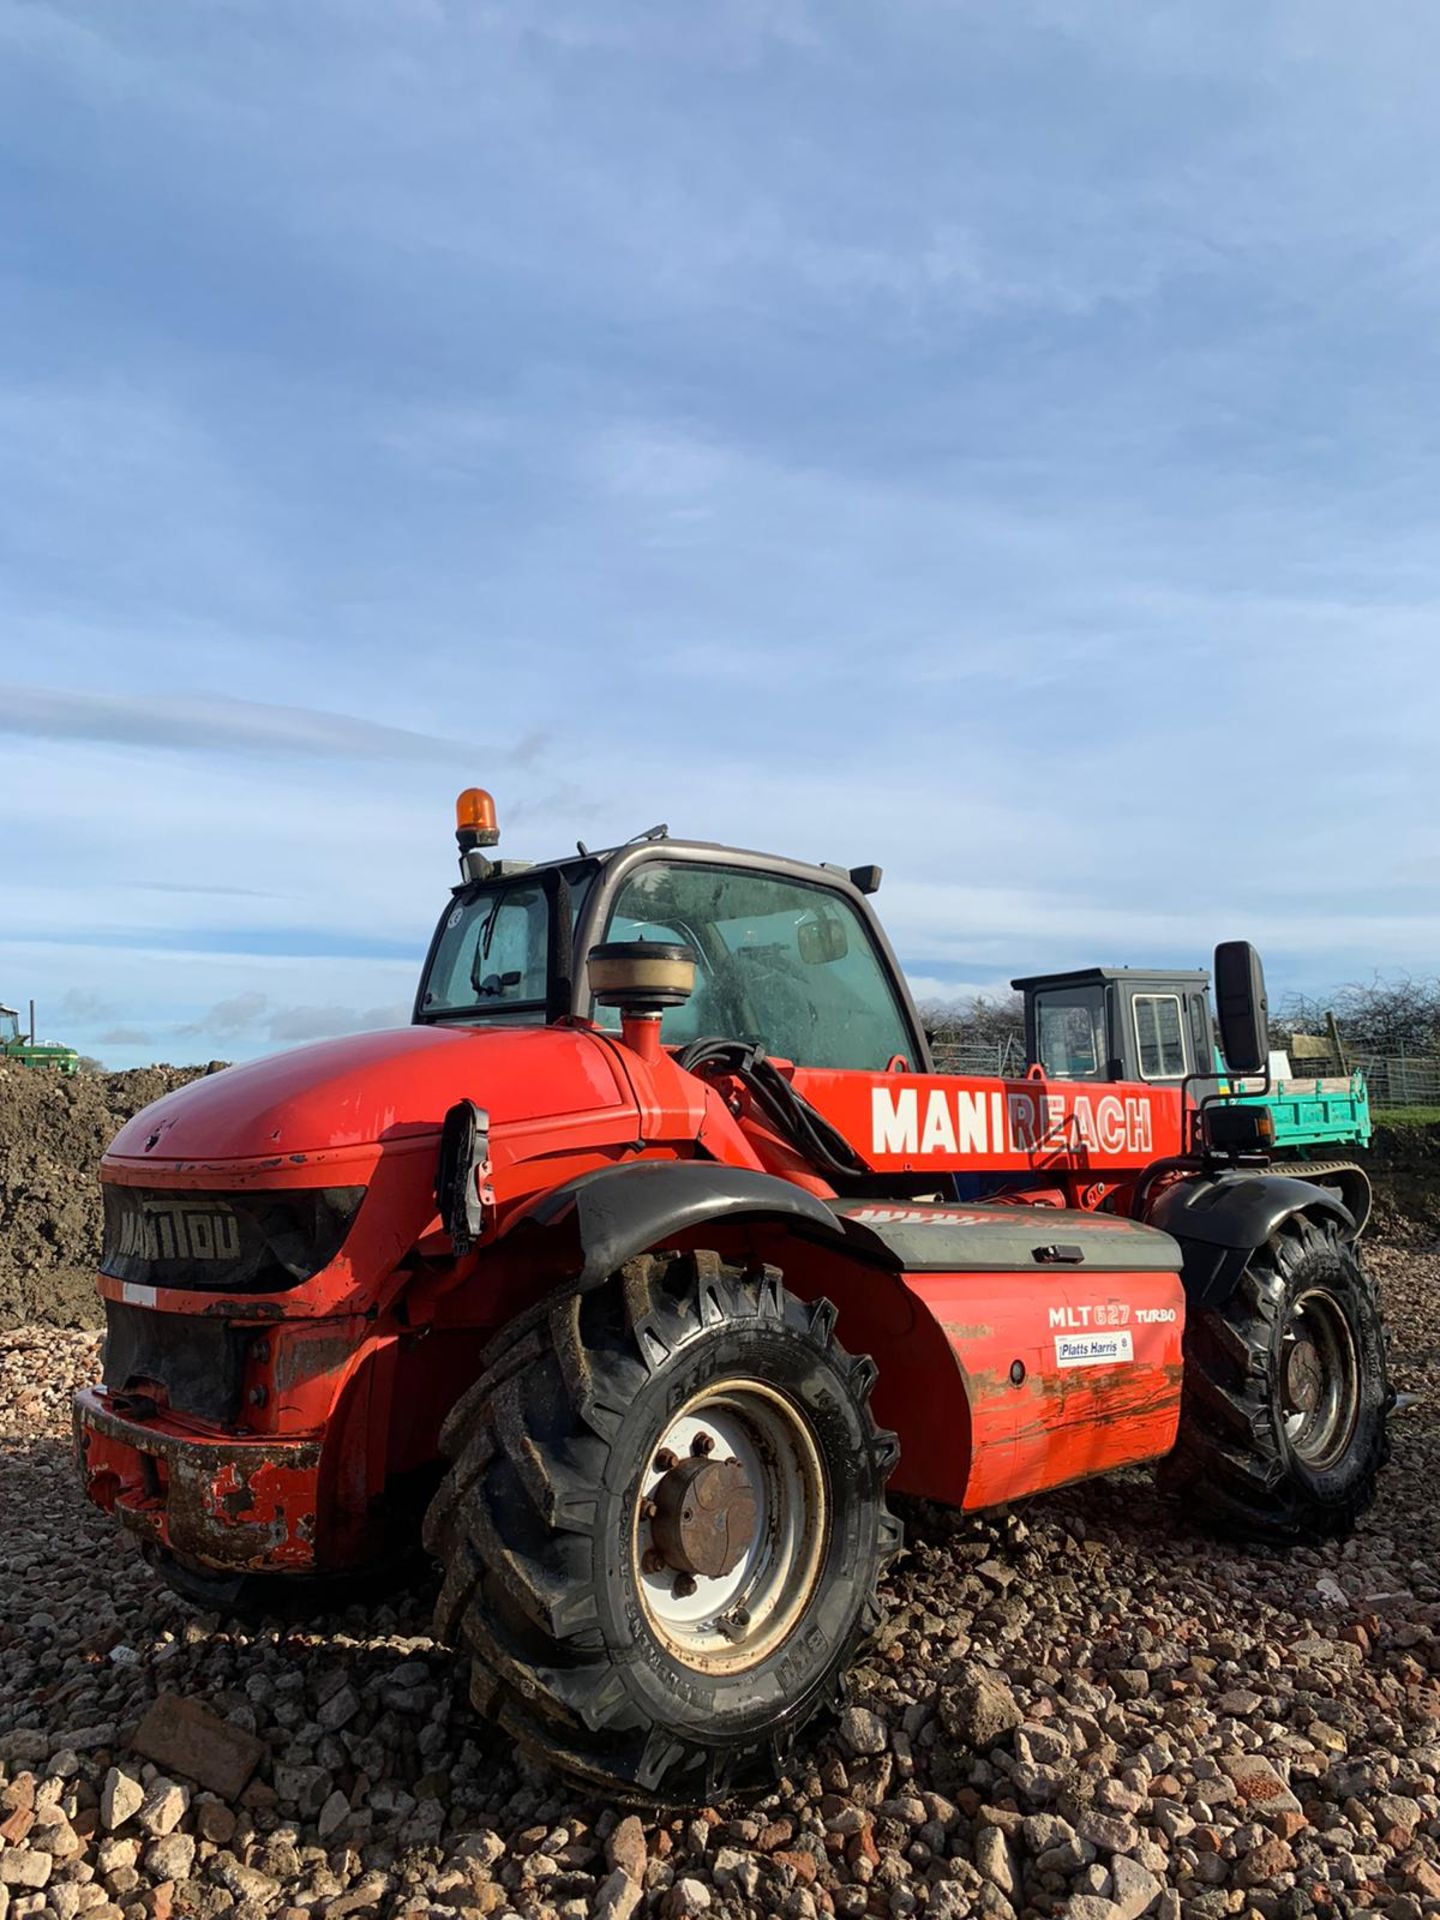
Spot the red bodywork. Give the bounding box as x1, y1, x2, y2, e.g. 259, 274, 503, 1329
75, 1019, 1188, 1580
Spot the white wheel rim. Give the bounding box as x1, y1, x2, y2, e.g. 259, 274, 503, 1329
631, 1379, 827, 1675
1280, 1287, 1360, 1468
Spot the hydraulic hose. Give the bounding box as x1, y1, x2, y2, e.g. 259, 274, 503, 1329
675, 1038, 869, 1182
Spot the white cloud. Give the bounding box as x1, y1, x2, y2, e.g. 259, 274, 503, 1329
178, 992, 269, 1040
97, 1025, 153, 1048
0, 683, 523, 763
265, 1001, 411, 1042
4, 0, 1439, 1071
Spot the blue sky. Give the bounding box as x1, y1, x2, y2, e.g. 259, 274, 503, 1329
2, 1, 1437, 1067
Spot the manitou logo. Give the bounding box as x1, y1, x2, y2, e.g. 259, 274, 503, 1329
114, 1199, 242, 1263
870, 1086, 1154, 1159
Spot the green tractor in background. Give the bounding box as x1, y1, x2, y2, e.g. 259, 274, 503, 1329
0, 1001, 79, 1075
1013, 965, 1370, 1215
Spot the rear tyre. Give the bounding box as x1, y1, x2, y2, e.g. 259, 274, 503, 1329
423, 1250, 900, 1802
1162, 1213, 1390, 1542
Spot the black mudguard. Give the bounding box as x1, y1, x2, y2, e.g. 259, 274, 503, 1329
513, 1159, 855, 1289
1148, 1172, 1355, 1311
1267, 1159, 1372, 1236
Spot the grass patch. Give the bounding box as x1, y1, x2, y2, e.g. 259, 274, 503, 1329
1372, 1107, 1440, 1127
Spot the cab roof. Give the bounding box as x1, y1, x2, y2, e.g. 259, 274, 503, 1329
1011, 966, 1211, 992
457, 838, 874, 897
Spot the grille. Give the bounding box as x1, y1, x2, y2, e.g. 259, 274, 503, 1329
102, 1299, 248, 1425
101, 1185, 364, 1294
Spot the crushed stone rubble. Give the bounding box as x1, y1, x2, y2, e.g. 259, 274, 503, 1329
0, 1242, 1437, 1920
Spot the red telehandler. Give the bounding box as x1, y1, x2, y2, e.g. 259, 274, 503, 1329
75, 794, 1391, 1799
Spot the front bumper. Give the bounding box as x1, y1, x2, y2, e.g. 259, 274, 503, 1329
73, 1389, 323, 1573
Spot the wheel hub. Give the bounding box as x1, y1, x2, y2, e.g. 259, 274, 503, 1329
631, 1381, 827, 1675
1284, 1337, 1323, 1414
1280, 1287, 1362, 1470
650, 1455, 758, 1578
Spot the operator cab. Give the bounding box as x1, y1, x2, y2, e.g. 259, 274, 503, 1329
414, 815, 928, 1074
1013, 966, 1220, 1093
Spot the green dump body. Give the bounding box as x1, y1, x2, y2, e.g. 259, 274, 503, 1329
1226, 1071, 1372, 1153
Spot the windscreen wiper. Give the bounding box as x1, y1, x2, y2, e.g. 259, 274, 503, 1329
470, 894, 507, 994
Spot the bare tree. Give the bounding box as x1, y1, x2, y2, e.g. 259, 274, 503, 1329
1274, 975, 1440, 1059
918, 990, 1026, 1049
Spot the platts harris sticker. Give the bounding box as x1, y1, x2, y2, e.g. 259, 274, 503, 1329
1054, 1330, 1134, 1368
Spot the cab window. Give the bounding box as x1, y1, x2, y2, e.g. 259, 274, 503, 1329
420, 875, 594, 1021
1133, 993, 1188, 1079
1035, 986, 1107, 1079
597, 862, 914, 1070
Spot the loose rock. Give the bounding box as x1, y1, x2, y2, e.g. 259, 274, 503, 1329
3, 1153, 1440, 1920
98, 1769, 144, 1832
939, 1663, 1022, 1748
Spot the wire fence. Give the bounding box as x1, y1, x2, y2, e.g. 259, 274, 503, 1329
1357, 1054, 1440, 1111
1276, 1049, 1440, 1109
928, 1034, 1027, 1078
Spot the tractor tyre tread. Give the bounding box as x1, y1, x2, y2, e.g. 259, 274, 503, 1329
1161, 1216, 1390, 1543
424, 1250, 899, 1802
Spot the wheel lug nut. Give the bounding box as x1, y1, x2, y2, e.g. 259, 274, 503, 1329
640, 1497, 658, 1520
691, 1431, 715, 1456
641, 1548, 667, 1575
673, 1573, 697, 1598
653, 1448, 677, 1472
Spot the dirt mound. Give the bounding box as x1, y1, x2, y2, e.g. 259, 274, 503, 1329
0, 1064, 219, 1329
1366, 1120, 1440, 1244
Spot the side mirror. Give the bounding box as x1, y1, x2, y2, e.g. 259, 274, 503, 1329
436, 1100, 491, 1255
1214, 940, 1269, 1076
798, 913, 848, 965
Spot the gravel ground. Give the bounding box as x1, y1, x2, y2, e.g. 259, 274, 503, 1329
1, 1242, 1438, 1920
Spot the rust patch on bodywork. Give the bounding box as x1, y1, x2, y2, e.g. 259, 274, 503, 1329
1012, 1360, 1185, 1444
273, 1331, 356, 1397
191, 1458, 318, 1566
74, 1390, 321, 1571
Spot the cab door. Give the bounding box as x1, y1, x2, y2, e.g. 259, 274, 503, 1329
1120, 986, 1191, 1086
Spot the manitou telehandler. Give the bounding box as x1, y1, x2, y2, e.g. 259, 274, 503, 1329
75, 794, 1392, 1799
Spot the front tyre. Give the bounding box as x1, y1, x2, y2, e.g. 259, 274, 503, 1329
1162, 1213, 1391, 1542
423, 1250, 900, 1801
